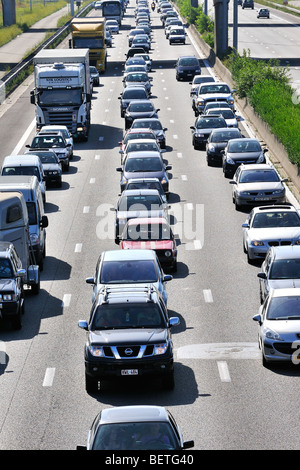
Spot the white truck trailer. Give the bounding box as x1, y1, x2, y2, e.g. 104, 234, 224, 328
30, 49, 91, 141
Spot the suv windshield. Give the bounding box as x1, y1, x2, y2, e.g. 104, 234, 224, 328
91, 303, 164, 329
100, 260, 157, 283
0, 258, 13, 278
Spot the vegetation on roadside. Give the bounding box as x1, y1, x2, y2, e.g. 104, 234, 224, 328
174, 0, 300, 165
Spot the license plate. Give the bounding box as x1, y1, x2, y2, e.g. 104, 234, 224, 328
255, 197, 270, 201
121, 369, 138, 376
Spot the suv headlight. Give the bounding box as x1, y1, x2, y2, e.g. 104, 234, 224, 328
251, 240, 264, 246
154, 343, 168, 355
30, 233, 40, 245
88, 345, 104, 357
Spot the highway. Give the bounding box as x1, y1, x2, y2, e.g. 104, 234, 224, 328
0, 3, 300, 451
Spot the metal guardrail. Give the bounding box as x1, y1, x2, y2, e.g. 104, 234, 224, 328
0, 2, 93, 102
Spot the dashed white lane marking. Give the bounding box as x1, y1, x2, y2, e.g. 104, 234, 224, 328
176, 342, 259, 360
90, 178, 95, 184
186, 203, 193, 210
83, 206, 90, 213
62, 294, 71, 308
177, 152, 183, 158
95, 154, 100, 160
217, 361, 231, 382
181, 175, 187, 181
75, 243, 82, 253
203, 289, 213, 303
43, 368, 55, 387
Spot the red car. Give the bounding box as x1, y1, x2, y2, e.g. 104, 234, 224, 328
119, 217, 177, 271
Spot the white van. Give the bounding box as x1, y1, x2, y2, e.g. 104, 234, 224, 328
1, 154, 46, 204
0, 175, 48, 270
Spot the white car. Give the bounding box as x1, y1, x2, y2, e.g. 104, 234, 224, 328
39, 125, 74, 159
106, 20, 119, 34
242, 204, 300, 263
253, 288, 300, 366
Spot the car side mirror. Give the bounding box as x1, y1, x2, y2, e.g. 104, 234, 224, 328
229, 181, 236, 184
257, 272, 267, 279
40, 215, 48, 228
252, 314, 262, 325
116, 167, 122, 171
242, 223, 250, 228
85, 277, 95, 285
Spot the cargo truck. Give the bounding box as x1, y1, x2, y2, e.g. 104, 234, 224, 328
30, 49, 91, 141
70, 17, 107, 73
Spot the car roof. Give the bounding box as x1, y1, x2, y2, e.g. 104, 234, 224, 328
99, 406, 169, 424
121, 189, 161, 196
239, 163, 274, 171
210, 127, 239, 133
270, 245, 300, 260
126, 139, 158, 145
126, 217, 169, 226
2, 154, 41, 166
128, 100, 153, 105
252, 204, 297, 214
127, 177, 160, 183
102, 249, 156, 261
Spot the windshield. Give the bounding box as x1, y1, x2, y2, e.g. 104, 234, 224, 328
100, 259, 158, 284
227, 140, 262, 153
118, 195, 163, 211
92, 422, 179, 450
126, 142, 158, 152
132, 120, 162, 130
38, 153, 58, 164
124, 157, 163, 172
267, 296, 300, 320
38, 88, 82, 106
31, 136, 65, 149
128, 103, 154, 112
103, 3, 121, 15
178, 57, 198, 66
123, 89, 147, 99
196, 117, 225, 129
125, 222, 171, 241
0, 259, 13, 278
270, 259, 300, 279
73, 37, 103, 48
239, 170, 280, 183
91, 303, 164, 329
211, 130, 240, 143
252, 211, 300, 228
126, 73, 148, 82
200, 84, 231, 94
2, 166, 41, 180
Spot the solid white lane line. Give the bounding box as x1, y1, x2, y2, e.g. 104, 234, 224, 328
43, 368, 55, 387
217, 361, 231, 382
11, 119, 36, 155
62, 294, 71, 308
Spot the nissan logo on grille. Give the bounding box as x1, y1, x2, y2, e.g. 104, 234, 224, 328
125, 348, 133, 356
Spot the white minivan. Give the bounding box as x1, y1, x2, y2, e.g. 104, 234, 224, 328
1, 154, 46, 204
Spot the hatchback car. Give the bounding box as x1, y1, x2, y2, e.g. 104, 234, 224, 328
222, 138, 268, 178
258, 246, 300, 303
113, 189, 170, 241
128, 28, 147, 47
120, 217, 177, 271
124, 177, 167, 202
117, 151, 171, 193
25, 149, 62, 187
130, 118, 168, 148
106, 19, 119, 34
119, 86, 149, 118
242, 205, 300, 263
120, 139, 164, 164
123, 72, 152, 96
230, 163, 287, 210
168, 26, 186, 44
253, 288, 300, 366
257, 8, 269, 17
175, 55, 201, 81
124, 100, 159, 129
85, 249, 172, 305
131, 35, 151, 52
206, 127, 243, 166
77, 405, 194, 450
190, 115, 227, 149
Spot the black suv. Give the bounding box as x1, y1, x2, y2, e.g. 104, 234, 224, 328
0, 242, 26, 329
78, 285, 179, 393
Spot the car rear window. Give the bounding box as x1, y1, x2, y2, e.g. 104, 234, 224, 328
100, 260, 157, 283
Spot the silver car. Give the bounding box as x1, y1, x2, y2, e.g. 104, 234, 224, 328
253, 288, 300, 366
258, 245, 300, 303
123, 72, 152, 96
242, 205, 300, 263
230, 163, 287, 210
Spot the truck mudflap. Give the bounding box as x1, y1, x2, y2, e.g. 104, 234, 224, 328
27, 265, 40, 295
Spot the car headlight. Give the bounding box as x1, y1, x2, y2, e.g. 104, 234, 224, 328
30, 233, 40, 245
88, 345, 104, 357
154, 343, 168, 355
263, 327, 283, 341
161, 177, 168, 184
251, 240, 264, 246
121, 176, 127, 185
0, 293, 16, 301
208, 145, 215, 152
228, 99, 234, 105
197, 100, 204, 106
226, 156, 235, 165
165, 250, 172, 257
273, 189, 285, 195
238, 191, 251, 196
256, 152, 265, 163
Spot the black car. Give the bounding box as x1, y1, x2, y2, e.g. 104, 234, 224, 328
78, 285, 179, 392
119, 86, 149, 118
25, 149, 62, 186
175, 55, 201, 81
126, 46, 147, 59
124, 100, 159, 129
0, 242, 26, 329
206, 127, 243, 166
190, 115, 227, 149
